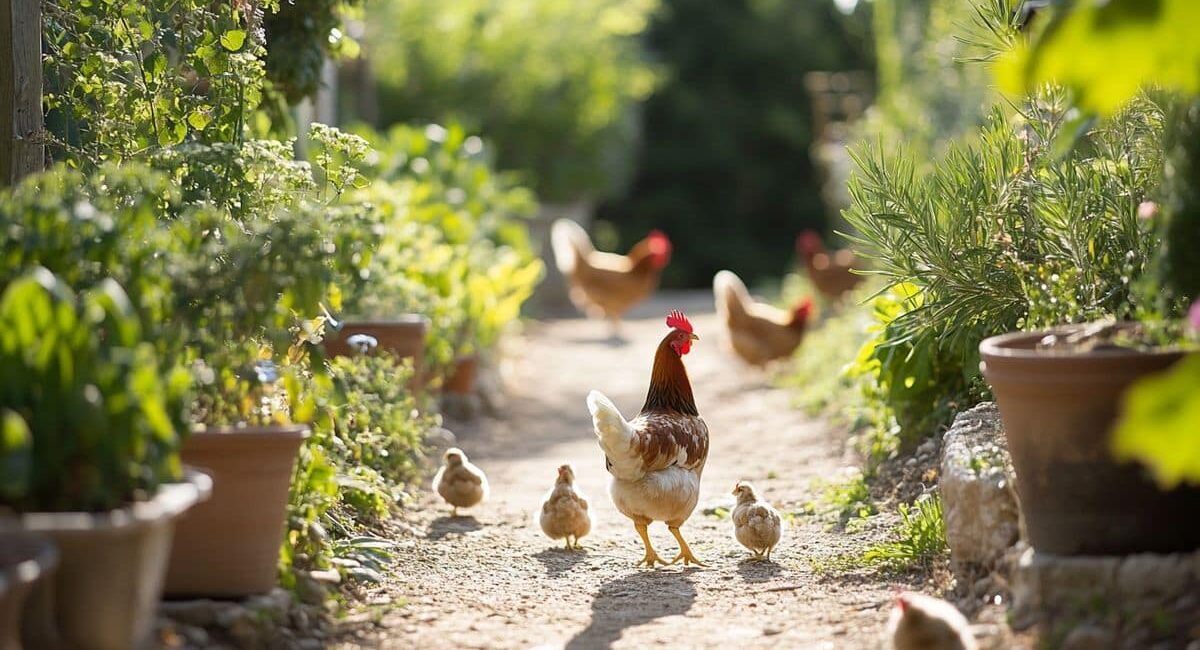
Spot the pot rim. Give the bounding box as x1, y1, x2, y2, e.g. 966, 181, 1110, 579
1, 470, 212, 534
190, 423, 311, 438
0, 532, 59, 586
980, 325, 1188, 361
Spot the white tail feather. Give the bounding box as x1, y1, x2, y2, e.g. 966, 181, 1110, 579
586, 390, 643, 481
551, 219, 593, 275
713, 269, 750, 321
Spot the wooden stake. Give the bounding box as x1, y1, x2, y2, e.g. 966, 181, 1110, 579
1, 0, 43, 186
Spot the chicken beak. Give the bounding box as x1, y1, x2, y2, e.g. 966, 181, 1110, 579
690, 333, 700, 341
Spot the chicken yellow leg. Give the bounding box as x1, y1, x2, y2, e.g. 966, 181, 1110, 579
635, 522, 667, 567
668, 526, 707, 567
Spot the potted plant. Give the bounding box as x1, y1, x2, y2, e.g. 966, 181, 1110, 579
322, 315, 431, 391
164, 349, 312, 597
980, 322, 1200, 555
0, 534, 57, 650
0, 270, 210, 650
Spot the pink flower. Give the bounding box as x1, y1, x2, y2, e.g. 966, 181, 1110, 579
1190, 300, 1200, 331
1138, 201, 1159, 221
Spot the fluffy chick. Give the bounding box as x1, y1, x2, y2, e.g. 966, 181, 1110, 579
887, 592, 977, 650
539, 464, 591, 550
432, 447, 488, 516
731, 481, 783, 560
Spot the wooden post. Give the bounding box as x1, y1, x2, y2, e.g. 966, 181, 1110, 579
1, 0, 43, 187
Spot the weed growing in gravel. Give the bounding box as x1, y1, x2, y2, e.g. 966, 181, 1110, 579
862, 494, 947, 570
798, 472, 877, 532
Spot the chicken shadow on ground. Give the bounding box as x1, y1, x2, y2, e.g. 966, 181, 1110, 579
533, 547, 589, 577
565, 570, 698, 650
426, 515, 483, 540
736, 558, 783, 583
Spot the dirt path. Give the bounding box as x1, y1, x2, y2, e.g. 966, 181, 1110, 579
339, 292, 901, 649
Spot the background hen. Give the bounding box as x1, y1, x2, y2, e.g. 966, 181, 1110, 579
713, 269, 814, 367
587, 310, 709, 567
551, 219, 672, 338
796, 230, 863, 303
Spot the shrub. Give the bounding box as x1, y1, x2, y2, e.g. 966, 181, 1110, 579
345, 124, 543, 379
364, 0, 657, 201
844, 91, 1166, 438
0, 270, 189, 512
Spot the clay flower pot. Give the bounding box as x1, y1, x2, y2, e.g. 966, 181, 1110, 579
323, 316, 430, 391
5, 472, 211, 650
980, 327, 1200, 555
0, 534, 57, 650
164, 425, 309, 597
445, 355, 480, 395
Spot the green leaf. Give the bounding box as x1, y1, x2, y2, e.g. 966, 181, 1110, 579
998, 0, 1200, 115
187, 110, 212, 131
0, 409, 32, 501
220, 29, 246, 52
1112, 355, 1200, 487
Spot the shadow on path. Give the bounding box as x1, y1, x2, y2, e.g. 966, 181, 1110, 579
736, 558, 783, 583
427, 516, 482, 540
565, 570, 697, 650
533, 548, 589, 577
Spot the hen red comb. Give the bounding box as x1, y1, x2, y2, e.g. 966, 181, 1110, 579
666, 310, 693, 333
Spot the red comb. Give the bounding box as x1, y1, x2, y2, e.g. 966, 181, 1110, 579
795, 297, 814, 320
666, 310, 693, 333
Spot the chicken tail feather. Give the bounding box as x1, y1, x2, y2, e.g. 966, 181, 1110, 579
586, 390, 643, 480
713, 269, 751, 323
551, 218, 593, 275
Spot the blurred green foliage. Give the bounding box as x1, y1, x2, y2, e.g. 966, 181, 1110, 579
346, 123, 544, 382
998, 0, 1200, 117
365, 0, 657, 201
0, 270, 189, 512
600, 0, 872, 287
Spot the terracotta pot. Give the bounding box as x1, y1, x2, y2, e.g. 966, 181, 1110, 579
164, 425, 308, 597
0, 534, 57, 650
323, 316, 430, 391
980, 327, 1200, 555
445, 355, 480, 395
5, 473, 210, 650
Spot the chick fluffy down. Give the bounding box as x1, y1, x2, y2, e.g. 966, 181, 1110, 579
539, 483, 591, 541
732, 500, 782, 554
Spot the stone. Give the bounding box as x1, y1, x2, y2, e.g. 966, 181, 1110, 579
1060, 624, 1116, 650
160, 599, 243, 628
1116, 553, 1193, 599
939, 402, 1021, 566
245, 587, 292, 622
296, 573, 330, 606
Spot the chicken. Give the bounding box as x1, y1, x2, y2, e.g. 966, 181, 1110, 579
587, 310, 709, 567
730, 481, 783, 560
539, 464, 591, 550
432, 447, 489, 517
887, 592, 978, 650
713, 270, 813, 367
796, 230, 864, 302
551, 219, 672, 338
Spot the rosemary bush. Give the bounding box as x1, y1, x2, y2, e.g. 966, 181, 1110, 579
844, 90, 1165, 439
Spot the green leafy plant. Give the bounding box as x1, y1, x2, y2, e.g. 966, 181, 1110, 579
862, 494, 947, 570
844, 90, 1165, 439
365, 0, 657, 201
344, 124, 543, 380
0, 269, 189, 512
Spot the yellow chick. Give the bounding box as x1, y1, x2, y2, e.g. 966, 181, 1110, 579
432, 447, 488, 516
731, 481, 783, 560
539, 464, 591, 550
887, 592, 977, 650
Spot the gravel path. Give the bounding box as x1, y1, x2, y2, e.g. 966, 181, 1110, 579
338, 292, 903, 649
